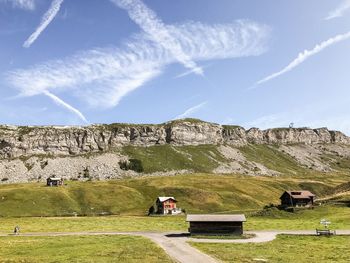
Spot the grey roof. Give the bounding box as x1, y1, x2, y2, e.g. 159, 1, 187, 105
48, 177, 62, 181
186, 214, 246, 222
281, 191, 315, 199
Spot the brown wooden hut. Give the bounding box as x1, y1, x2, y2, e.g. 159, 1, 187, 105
186, 214, 246, 235
46, 177, 64, 187
280, 190, 315, 207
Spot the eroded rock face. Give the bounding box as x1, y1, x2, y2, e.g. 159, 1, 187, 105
166, 121, 223, 145
1, 120, 350, 159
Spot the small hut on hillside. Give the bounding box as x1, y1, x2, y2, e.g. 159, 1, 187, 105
46, 177, 64, 187
280, 190, 315, 207
186, 214, 246, 235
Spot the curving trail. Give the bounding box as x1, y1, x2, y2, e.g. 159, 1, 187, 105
1, 230, 350, 263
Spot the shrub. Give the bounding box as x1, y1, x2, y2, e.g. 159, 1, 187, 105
119, 159, 144, 173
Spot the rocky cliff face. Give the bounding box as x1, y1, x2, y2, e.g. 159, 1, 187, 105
1, 120, 349, 159
1, 119, 350, 183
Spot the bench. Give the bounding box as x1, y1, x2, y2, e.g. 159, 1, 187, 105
316, 229, 336, 236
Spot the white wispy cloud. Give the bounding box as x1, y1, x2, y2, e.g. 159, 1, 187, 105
174, 101, 208, 120
175, 64, 212, 79
43, 91, 88, 123
110, 0, 204, 76
256, 30, 350, 86
23, 0, 64, 48
325, 0, 350, 20
6, 20, 269, 119
0, 0, 35, 10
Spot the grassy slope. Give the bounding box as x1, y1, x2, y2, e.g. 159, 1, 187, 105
0, 174, 340, 217
121, 145, 227, 173
240, 144, 350, 181
191, 235, 350, 263
121, 144, 350, 182
0, 235, 172, 263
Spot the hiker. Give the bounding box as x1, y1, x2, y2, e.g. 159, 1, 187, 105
14, 226, 20, 235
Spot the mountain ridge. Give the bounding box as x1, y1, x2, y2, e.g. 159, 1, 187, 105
1, 119, 350, 183
1, 118, 349, 159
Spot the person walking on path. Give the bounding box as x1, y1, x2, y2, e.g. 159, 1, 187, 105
13, 226, 20, 235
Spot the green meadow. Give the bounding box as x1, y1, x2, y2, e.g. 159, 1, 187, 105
0, 205, 348, 234
191, 235, 350, 263
0, 235, 173, 263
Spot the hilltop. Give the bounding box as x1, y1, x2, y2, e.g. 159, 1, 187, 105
1, 118, 350, 183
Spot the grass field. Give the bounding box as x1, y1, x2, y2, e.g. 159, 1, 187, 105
0, 174, 343, 217
191, 235, 350, 263
0, 235, 172, 263
0, 205, 348, 233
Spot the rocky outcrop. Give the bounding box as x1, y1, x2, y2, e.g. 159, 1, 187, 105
1, 120, 350, 159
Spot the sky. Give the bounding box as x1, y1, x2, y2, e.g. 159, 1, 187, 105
1, 0, 350, 134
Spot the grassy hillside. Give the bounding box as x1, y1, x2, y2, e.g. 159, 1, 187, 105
0, 174, 344, 217
119, 144, 350, 181
121, 145, 227, 173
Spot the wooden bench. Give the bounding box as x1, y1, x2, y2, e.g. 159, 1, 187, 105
316, 229, 336, 236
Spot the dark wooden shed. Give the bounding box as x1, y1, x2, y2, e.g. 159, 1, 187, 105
46, 177, 63, 187
280, 190, 315, 207
186, 214, 246, 235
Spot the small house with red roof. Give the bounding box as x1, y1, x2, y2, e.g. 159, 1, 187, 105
156, 197, 181, 215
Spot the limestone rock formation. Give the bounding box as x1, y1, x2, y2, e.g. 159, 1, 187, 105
1, 120, 349, 159
1, 119, 350, 183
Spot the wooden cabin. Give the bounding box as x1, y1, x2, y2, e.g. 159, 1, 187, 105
156, 197, 181, 215
280, 190, 315, 207
46, 177, 64, 187
186, 214, 246, 235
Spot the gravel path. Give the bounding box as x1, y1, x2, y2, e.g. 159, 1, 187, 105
1, 230, 350, 263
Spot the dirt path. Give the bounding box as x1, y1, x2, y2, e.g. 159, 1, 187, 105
1, 230, 350, 263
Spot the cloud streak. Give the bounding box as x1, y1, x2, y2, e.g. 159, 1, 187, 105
175, 64, 212, 79
43, 91, 88, 123
110, 0, 204, 75
174, 101, 207, 120
256, 30, 350, 86
6, 20, 269, 120
325, 0, 350, 20
0, 0, 35, 10
23, 0, 64, 48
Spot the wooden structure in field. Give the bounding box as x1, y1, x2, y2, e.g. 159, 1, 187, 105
156, 197, 181, 215
46, 177, 64, 187
280, 190, 315, 207
186, 214, 246, 235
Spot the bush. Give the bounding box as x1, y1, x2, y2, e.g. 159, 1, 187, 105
148, 206, 155, 216
83, 167, 90, 178
119, 159, 144, 173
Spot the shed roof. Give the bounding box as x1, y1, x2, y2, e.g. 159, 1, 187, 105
281, 191, 315, 199
186, 214, 246, 222
47, 177, 63, 181
157, 197, 177, 202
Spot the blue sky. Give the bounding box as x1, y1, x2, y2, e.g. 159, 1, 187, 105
1, 0, 350, 134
